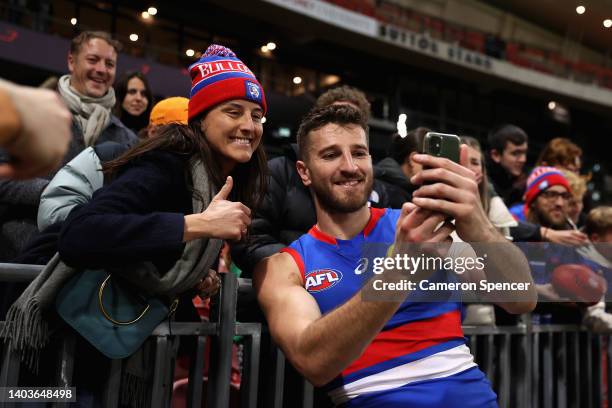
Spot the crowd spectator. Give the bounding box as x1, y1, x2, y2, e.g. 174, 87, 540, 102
0, 31, 137, 262
509, 167, 588, 323
314, 85, 372, 116
0, 79, 71, 179
3, 43, 266, 405
586, 206, 612, 246
579, 206, 612, 331
457, 134, 544, 244
561, 169, 587, 228
507, 167, 588, 245
536, 137, 582, 173
460, 136, 517, 238
457, 136, 518, 326
486, 124, 528, 207
113, 71, 153, 136
374, 128, 426, 208
525, 203, 612, 330
147, 96, 189, 137
509, 166, 572, 228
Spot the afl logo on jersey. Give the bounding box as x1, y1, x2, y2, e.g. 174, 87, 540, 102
305, 269, 342, 292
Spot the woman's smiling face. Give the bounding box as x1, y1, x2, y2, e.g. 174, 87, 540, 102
201, 99, 264, 174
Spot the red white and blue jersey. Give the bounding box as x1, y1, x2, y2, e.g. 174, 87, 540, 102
281, 208, 497, 407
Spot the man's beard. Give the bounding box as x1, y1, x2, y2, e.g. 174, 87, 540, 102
528, 205, 567, 229
310, 176, 373, 214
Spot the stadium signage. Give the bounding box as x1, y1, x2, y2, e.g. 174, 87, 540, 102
379, 24, 493, 72
263, 0, 378, 37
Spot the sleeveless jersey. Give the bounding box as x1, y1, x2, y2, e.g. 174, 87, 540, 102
282, 208, 497, 407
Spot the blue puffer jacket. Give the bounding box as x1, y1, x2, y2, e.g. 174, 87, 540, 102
37, 141, 129, 231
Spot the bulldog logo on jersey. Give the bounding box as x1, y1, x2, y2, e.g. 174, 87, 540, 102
305, 269, 343, 292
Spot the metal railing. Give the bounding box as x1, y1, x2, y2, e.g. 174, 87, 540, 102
1, 263, 610, 407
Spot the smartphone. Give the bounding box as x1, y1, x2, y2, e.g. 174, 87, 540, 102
422, 132, 460, 163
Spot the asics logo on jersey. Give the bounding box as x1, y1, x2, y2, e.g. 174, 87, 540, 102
305, 269, 342, 292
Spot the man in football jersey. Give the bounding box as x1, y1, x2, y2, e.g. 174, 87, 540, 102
254, 104, 537, 407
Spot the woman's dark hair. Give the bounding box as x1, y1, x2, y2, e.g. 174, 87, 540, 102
387, 127, 430, 164
103, 116, 268, 213
113, 71, 153, 133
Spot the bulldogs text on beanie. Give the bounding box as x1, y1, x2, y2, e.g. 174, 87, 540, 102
188, 44, 267, 121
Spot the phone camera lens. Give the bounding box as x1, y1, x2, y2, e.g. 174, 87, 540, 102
431, 137, 441, 154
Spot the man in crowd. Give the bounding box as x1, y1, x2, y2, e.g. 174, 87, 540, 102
254, 105, 536, 407
509, 167, 597, 325
0, 30, 137, 261
510, 166, 572, 229
523, 183, 612, 329
486, 124, 528, 207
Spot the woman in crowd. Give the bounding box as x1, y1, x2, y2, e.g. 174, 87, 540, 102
3, 44, 268, 406
561, 169, 588, 228
36, 96, 190, 237
460, 136, 517, 238
113, 71, 153, 135
59, 44, 267, 317
536, 137, 582, 173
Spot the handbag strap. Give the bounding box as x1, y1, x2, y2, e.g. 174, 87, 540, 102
98, 274, 179, 326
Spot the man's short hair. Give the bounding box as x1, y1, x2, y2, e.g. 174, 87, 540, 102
70, 31, 122, 56
585, 206, 612, 236
488, 124, 528, 153
297, 104, 368, 161
387, 127, 430, 164
314, 86, 371, 122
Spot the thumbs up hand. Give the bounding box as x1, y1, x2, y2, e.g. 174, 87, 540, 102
212, 175, 235, 202
183, 176, 252, 242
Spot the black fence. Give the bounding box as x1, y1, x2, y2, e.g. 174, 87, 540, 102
0, 263, 609, 407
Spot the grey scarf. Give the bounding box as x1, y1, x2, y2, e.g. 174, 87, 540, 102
1, 158, 223, 406
57, 74, 116, 146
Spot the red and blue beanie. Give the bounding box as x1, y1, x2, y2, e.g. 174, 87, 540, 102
188, 44, 267, 121
524, 166, 570, 207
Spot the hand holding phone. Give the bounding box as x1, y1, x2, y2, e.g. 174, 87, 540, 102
411, 133, 496, 242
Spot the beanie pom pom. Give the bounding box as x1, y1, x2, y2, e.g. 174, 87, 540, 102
203, 44, 237, 58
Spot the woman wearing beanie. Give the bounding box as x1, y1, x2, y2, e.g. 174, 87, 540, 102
113, 71, 153, 134
3, 44, 267, 406
62, 44, 267, 253
60, 43, 267, 317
